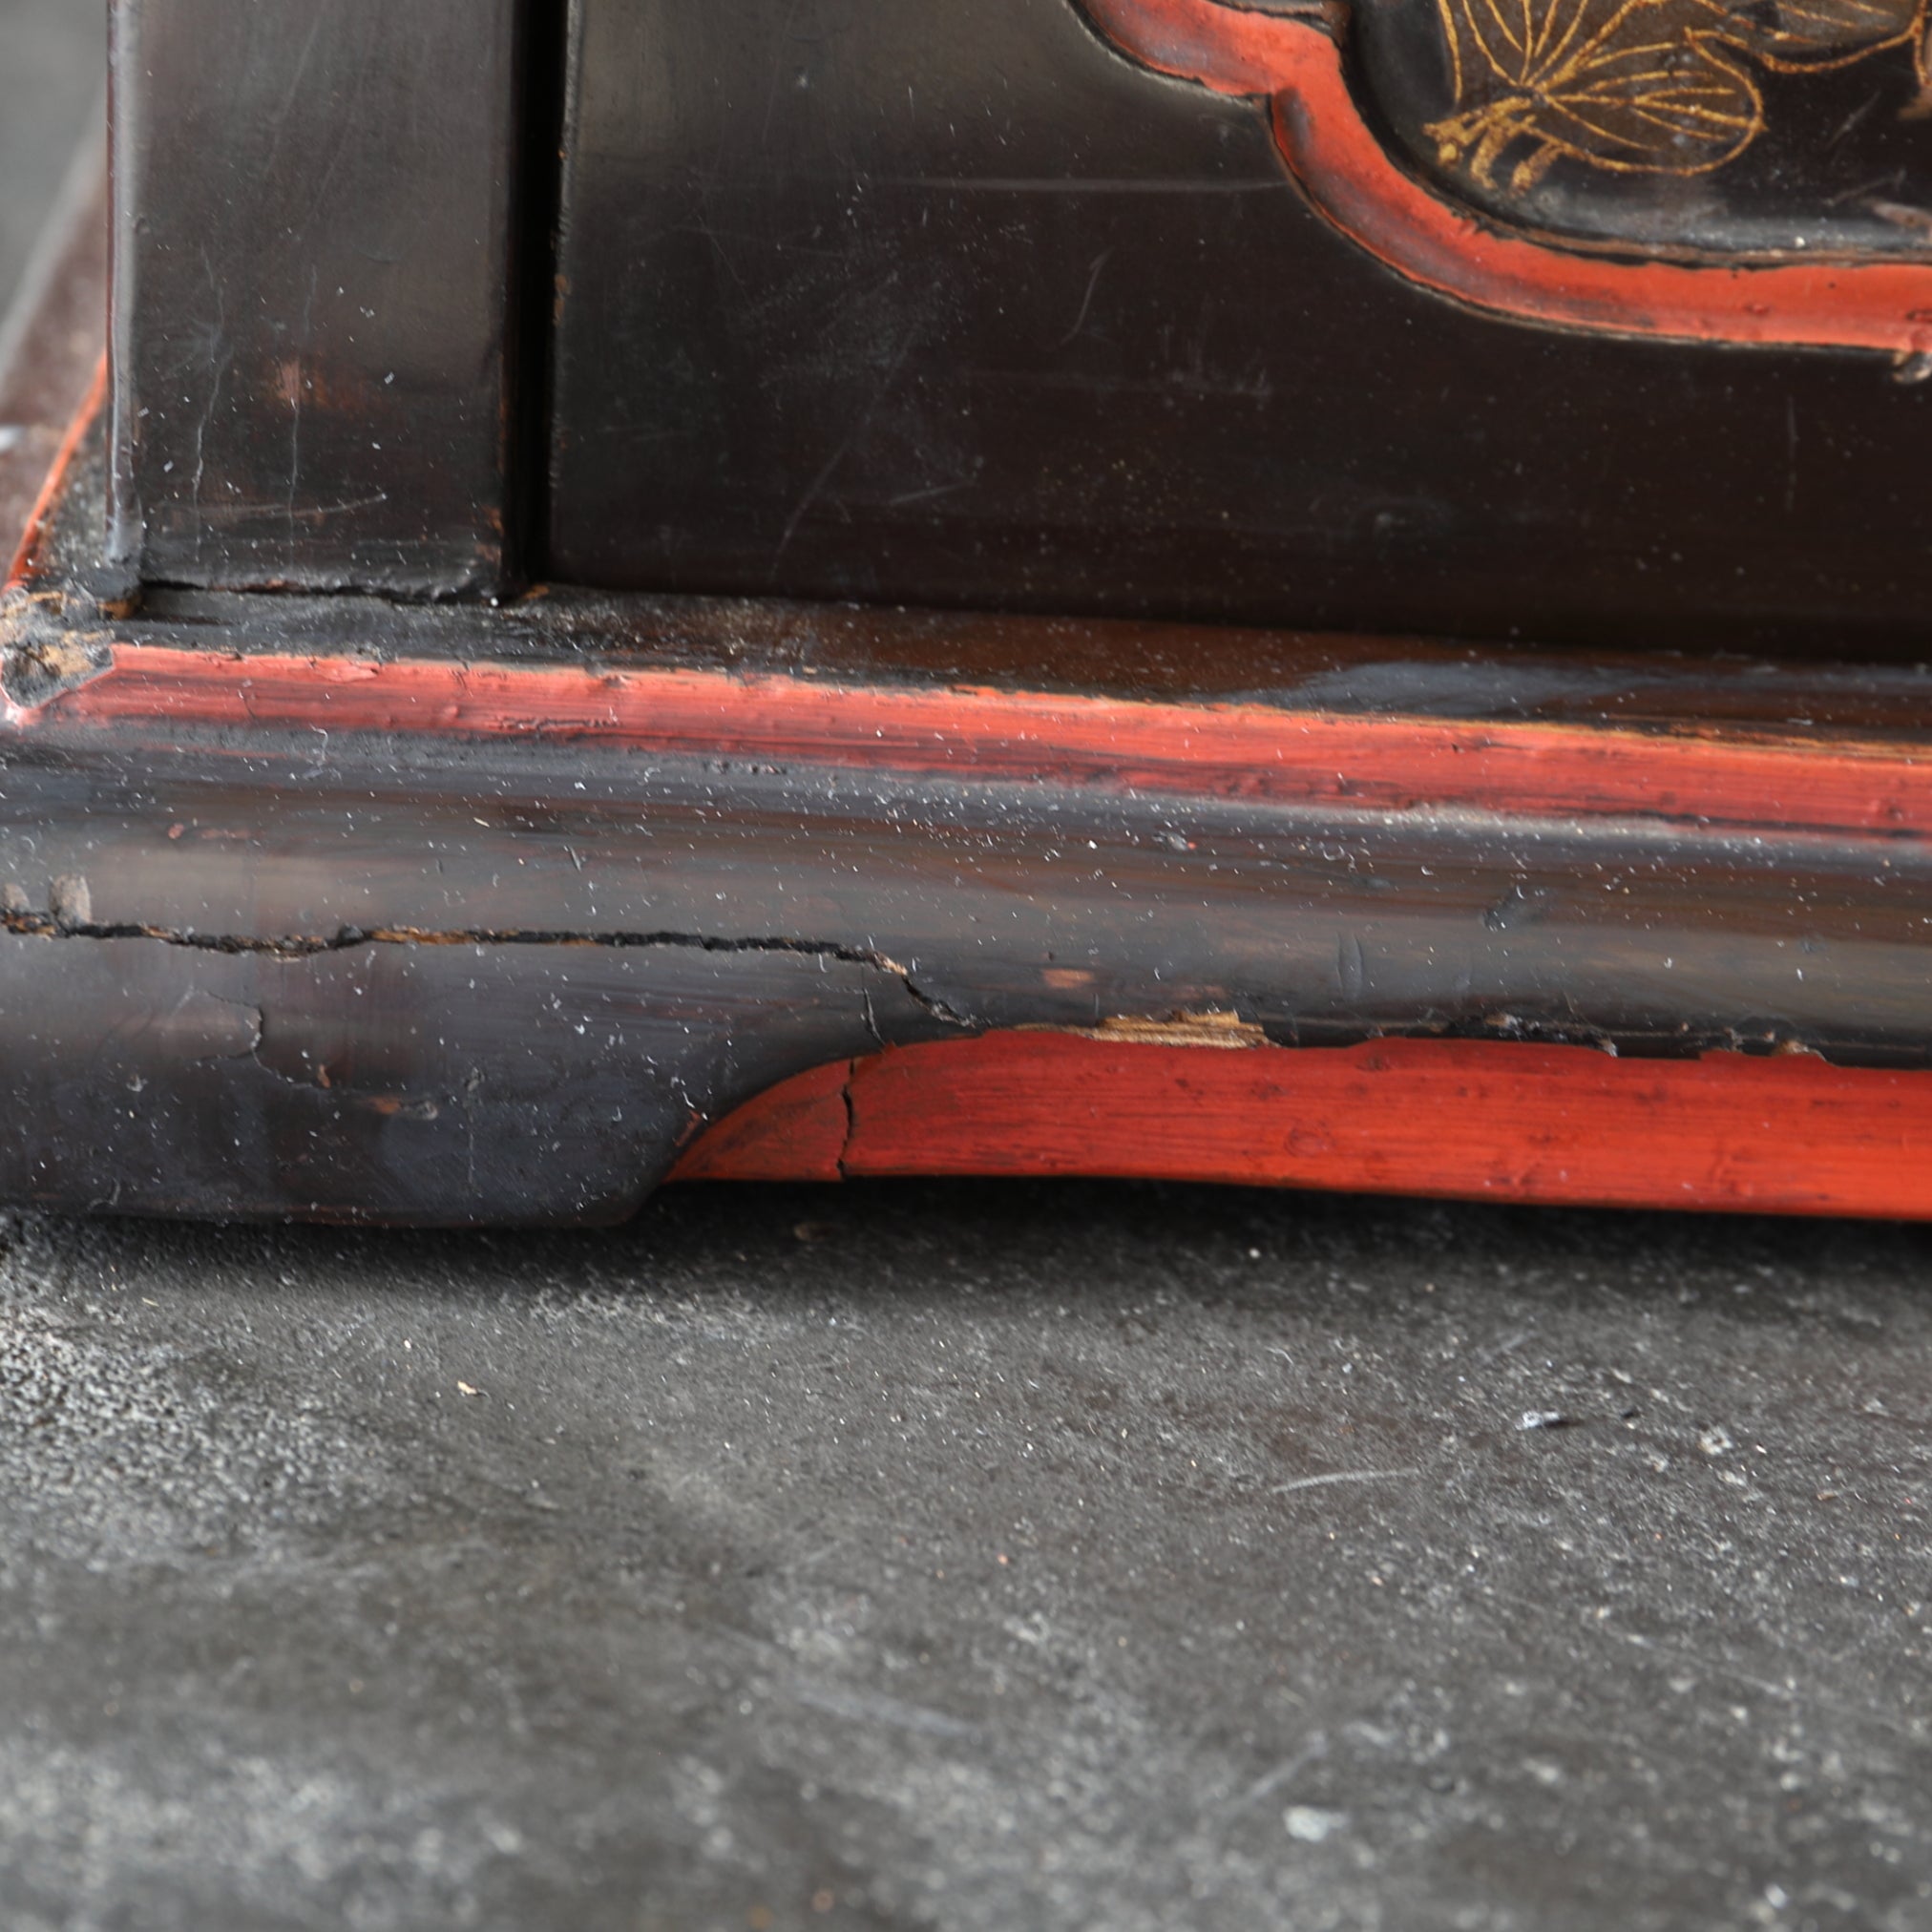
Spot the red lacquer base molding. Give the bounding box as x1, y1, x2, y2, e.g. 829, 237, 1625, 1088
12, 640, 1932, 839
676, 1034, 1932, 1219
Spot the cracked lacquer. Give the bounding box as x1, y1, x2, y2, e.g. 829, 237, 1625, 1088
0, 930, 947, 1222
0, 908, 970, 1025
7, 677, 1932, 1221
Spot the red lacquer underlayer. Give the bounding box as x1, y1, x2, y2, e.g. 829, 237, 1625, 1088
675, 1034, 1932, 1219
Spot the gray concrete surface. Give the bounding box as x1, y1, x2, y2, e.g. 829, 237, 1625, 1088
3, 1187, 1931, 1931
4, 7, 1932, 1927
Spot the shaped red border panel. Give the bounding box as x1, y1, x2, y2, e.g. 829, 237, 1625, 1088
1083, 0, 1932, 355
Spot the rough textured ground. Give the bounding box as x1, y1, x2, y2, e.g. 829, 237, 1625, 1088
1, 1186, 1929, 1931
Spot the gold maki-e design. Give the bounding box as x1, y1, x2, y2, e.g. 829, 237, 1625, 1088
1425, 0, 1930, 190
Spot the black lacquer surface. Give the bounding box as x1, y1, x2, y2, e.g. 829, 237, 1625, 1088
108, 0, 525, 596
548, 0, 1932, 654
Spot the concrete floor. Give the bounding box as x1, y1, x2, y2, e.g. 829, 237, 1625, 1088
3, 7, 1931, 1928
3, 1186, 1931, 1931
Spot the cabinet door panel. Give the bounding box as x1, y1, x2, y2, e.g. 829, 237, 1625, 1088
546, 0, 1932, 652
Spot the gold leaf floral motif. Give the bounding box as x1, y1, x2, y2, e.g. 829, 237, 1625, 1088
1425, 0, 1927, 189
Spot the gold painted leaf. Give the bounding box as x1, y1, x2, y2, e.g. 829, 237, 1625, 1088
1702, 0, 1922, 68
1427, 0, 1764, 186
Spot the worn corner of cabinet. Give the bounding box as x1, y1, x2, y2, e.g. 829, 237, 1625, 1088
0, 588, 115, 710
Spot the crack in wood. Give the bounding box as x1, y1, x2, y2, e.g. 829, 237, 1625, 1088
0, 910, 975, 1025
